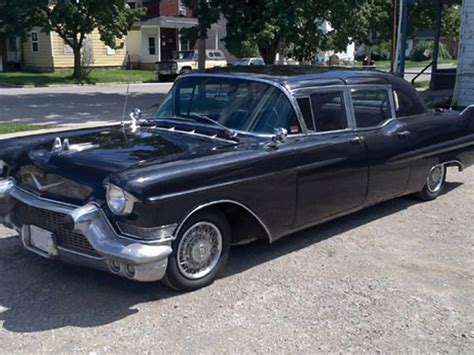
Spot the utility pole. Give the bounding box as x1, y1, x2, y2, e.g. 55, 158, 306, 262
390, 0, 398, 72
394, 0, 411, 76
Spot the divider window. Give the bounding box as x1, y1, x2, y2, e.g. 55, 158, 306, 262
351, 89, 392, 128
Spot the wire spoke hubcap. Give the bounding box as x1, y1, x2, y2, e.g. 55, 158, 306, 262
427, 165, 445, 193
177, 222, 223, 280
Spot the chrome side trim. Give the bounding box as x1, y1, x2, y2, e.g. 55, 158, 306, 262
174, 199, 273, 243
460, 104, 474, 116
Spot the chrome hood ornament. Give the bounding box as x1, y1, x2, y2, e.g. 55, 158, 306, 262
51, 137, 98, 153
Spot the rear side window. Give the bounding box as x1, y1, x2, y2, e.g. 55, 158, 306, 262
351, 89, 392, 128
310, 91, 348, 132
394, 89, 424, 117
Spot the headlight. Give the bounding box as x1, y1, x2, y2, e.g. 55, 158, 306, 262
106, 184, 136, 216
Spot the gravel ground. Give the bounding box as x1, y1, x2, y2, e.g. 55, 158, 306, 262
0, 168, 473, 353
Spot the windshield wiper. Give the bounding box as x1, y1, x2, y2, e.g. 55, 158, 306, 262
187, 114, 239, 142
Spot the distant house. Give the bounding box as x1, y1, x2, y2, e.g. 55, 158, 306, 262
454, 0, 473, 107
2, 0, 231, 72
126, 0, 232, 69
18, 28, 127, 72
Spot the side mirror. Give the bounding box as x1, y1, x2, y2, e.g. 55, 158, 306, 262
272, 127, 288, 144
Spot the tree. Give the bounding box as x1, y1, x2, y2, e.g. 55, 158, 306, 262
410, 0, 461, 42
182, 0, 221, 69
221, 0, 335, 64
0, 0, 144, 79
326, 0, 393, 63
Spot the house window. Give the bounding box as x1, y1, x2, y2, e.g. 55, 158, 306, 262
106, 46, 116, 55
178, 0, 186, 15
180, 37, 190, 51
148, 37, 156, 55
31, 32, 39, 53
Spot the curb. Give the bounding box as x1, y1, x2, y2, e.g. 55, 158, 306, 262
0, 81, 164, 89
0, 122, 118, 141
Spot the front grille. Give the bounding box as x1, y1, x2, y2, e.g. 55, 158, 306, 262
157, 62, 176, 71
15, 204, 99, 257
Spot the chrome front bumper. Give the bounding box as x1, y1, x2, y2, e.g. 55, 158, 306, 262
0, 179, 175, 282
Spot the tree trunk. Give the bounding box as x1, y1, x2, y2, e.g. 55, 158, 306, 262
259, 44, 278, 65
198, 35, 206, 70
73, 46, 82, 80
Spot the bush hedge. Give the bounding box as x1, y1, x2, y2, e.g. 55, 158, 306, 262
411, 41, 452, 62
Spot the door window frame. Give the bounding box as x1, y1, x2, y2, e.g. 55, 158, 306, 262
293, 85, 353, 136
347, 84, 396, 131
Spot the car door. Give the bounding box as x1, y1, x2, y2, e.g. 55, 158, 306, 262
349, 85, 414, 204
293, 87, 369, 227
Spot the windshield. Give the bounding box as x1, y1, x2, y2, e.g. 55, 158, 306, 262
153, 76, 301, 135
234, 59, 249, 66
174, 51, 197, 60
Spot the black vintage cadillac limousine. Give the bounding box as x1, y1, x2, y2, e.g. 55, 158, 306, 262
0, 67, 473, 291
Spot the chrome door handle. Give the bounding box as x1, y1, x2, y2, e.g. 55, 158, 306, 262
350, 136, 364, 144
397, 130, 411, 137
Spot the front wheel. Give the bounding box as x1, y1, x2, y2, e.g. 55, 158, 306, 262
164, 209, 231, 292
415, 164, 446, 201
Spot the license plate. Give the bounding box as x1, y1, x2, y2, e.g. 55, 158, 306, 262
160, 70, 171, 75
30, 225, 54, 254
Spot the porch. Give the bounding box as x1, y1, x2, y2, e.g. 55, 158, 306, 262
126, 16, 198, 70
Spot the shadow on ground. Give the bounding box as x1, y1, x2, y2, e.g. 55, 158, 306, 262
0, 182, 462, 333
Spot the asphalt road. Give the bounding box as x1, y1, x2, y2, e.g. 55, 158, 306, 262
0, 168, 473, 353
0, 83, 173, 126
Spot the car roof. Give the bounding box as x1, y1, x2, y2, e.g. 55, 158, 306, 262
197, 65, 409, 90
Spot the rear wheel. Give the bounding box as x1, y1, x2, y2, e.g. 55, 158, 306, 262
164, 209, 231, 292
415, 164, 446, 201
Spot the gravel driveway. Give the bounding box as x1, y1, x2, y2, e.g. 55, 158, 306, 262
0, 168, 472, 353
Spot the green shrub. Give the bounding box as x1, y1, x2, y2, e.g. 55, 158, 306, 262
410, 41, 452, 62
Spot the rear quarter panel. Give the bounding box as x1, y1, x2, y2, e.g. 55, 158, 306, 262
404, 109, 474, 193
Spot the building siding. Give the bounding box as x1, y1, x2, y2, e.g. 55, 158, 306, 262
454, 0, 474, 107
22, 28, 54, 71
49, 31, 127, 69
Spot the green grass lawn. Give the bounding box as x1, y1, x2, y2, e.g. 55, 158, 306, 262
0, 123, 46, 135
0, 69, 156, 87
413, 80, 430, 90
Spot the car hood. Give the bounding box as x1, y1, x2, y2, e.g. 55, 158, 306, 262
8, 125, 238, 204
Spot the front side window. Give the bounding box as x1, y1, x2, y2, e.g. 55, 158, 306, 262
351, 88, 392, 128
154, 77, 300, 135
